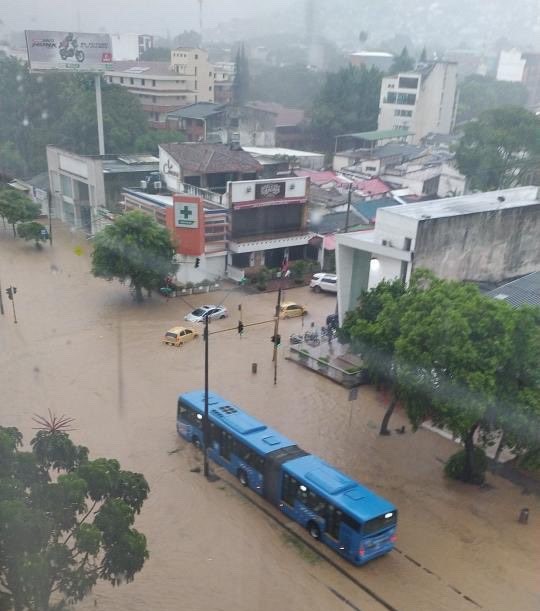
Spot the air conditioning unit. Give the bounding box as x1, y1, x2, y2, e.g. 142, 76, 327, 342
140, 180, 148, 190
153, 181, 162, 190
382, 239, 388, 246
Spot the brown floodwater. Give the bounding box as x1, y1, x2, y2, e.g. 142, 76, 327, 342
1, 222, 539, 611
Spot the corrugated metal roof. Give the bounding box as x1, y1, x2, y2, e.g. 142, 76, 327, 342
487, 272, 540, 308
167, 102, 226, 120
338, 129, 411, 141
160, 142, 262, 174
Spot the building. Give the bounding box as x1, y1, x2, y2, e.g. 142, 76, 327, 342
333, 129, 412, 171
7, 172, 50, 216
335, 187, 540, 321
105, 48, 214, 128
46, 146, 159, 235
213, 61, 236, 104
121, 175, 316, 284
243, 147, 325, 173
166, 102, 277, 146
487, 271, 540, 308
247, 101, 306, 148
496, 50, 540, 106
377, 62, 458, 144
111, 33, 153, 61
349, 51, 394, 72
158, 142, 262, 194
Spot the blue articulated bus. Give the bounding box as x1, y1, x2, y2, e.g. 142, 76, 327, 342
177, 390, 397, 566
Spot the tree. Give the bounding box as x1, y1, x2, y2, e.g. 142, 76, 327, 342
339, 279, 407, 435
419, 47, 427, 63
232, 44, 250, 106
388, 46, 414, 74
311, 65, 383, 150
173, 30, 201, 48
0, 188, 40, 237
91, 210, 177, 302
139, 47, 170, 61
0, 421, 149, 611
394, 274, 515, 483
455, 107, 540, 191
457, 75, 528, 123
17, 221, 48, 247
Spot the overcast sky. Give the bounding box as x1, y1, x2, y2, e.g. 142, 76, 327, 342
1, 0, 289, 36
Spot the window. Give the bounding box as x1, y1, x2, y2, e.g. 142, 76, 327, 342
108, 76, 113, 83
398, 77, 419, 89
365, 165, 377, 171
120, 77, 124, 84
281, 473, 299, 506
394, 109, 413, 117
209, 71, 212, 77
152, 96, 156, 103
195, 54, 198, 59
209, 86, 212, 91
195, 80, 198, 89
178, 404, 202, 428
141, 79, 145, 85
397, 92, 416, 105
60, 174, 73, 198
130, 78, 134, 85
363, 511, 397, 536
152, 80, 156, 87
233, 440, 264, 472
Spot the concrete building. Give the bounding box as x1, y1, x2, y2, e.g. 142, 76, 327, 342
7, 172, 50, 217
158, 142, 262, 194
111, 33, 153, 61
213, 61, 235, 104
243, 147, 325, 172
496, 49, 540, 106
247, 102, 306, 148
105, 48, 214, 128
46, 147, 159, 235
336, 187, 540, 321
166, 102, 277, 147
349, 51, 394, 72
121, 175, 316, 284
496, 49, 527, 82
378, 62, 458, 144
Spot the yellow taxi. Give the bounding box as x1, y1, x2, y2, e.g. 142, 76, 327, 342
163, 326, 199, 347
279, 302, 308, 319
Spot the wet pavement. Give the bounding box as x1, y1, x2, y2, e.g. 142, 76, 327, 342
1, 222, 539, 611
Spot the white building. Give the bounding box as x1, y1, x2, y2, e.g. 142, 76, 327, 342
496, 49, 527, 82
111, 33, 153, 61
105, 48, 214, 128
378, 62, 458, 144
335, 187, 540, 321
350, 51, 394, 72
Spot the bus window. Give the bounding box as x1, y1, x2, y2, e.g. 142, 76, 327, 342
325, 506, 343, 540
363, 511, 397, 536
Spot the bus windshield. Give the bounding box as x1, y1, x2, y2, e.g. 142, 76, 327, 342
363, 511, 398, 536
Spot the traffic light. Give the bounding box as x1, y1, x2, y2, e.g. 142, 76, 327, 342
194, 257, 200, 268
6, 287, 16, 300
270, 334, 281, 346
238, 321, 244, 335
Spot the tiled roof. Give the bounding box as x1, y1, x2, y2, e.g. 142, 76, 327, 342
247, 101, 305, 126
167, 103, 226, 120
487, 272, 540, 309
160, 143, 262, 174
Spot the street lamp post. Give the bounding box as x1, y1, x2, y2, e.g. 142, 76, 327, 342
47, 190, 53, 246
203, 312, 210, 479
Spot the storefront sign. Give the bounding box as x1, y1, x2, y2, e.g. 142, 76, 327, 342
255, 181, 286, 200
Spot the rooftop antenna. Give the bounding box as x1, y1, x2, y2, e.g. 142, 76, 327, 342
199, 0, 203, 45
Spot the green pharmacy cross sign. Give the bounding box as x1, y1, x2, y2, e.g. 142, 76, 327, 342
174, 201, 199, 228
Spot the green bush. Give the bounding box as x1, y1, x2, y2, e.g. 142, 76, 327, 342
318, 356, 330, 364
444, 447, 488, 484
185, 282, 194, 289
516, 448, 540, 472
298, 349, 310, 358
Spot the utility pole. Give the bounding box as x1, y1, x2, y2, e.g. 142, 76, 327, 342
94, 74, 105, 156
203, 312, 210, 479
272, 288, 282, 385
344, 183, 353, 232
47, 190, 53, 246
0, 278, 4, 315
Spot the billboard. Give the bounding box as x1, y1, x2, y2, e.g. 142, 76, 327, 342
174, 199, 199, 229
25, 30, 113, 73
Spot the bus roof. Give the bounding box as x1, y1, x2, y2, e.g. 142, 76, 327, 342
283, 454, 395, 522
179, 390, 297, 455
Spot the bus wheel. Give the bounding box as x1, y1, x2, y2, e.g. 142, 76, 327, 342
238, 469, 248, 487
307, 521, 321, 540
192, 436, 201, 449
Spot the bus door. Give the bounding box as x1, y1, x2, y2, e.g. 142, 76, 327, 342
263, 446, 307, 507
220, 431, 233, 462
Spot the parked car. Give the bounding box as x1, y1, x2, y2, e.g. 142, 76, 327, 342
310, 273, 338, 293
184, 305, 228, 323
279, 302, 308, 319
163, 326, 199, 347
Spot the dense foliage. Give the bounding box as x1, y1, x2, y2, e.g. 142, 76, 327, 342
388, 46, 415, 74
456, 75, 528, 123
455, 107, 540, 191
17, 221, 48, 246
0, 55, 179, 177
0, 425, 149, 610
0, 188, 41, 238
311, 65, 383, 149
340, 271, 540, 483
91, 210, 178, 302
233, 45, 250, 106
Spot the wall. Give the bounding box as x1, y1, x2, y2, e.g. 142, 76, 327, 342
496, 49, 526, 82
414, 204, 540, 282
159, 146, 182, 191
229, 177, 308, 204
111, 33, 140, 61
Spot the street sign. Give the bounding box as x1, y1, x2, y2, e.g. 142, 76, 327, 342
25, 30, 113, 73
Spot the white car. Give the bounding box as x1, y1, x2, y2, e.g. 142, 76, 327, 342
184, 305, 228, 323
310, 273, 338, 293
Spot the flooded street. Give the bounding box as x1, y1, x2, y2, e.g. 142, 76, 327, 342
1, 222, 539, 611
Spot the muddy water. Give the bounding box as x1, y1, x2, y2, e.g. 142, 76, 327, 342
1, 223, 539, 611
